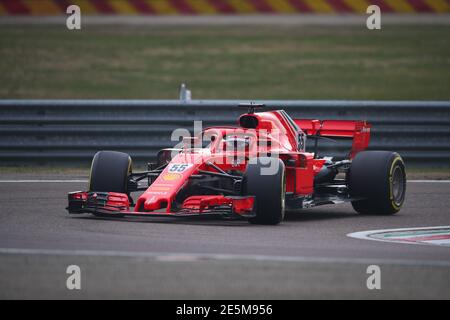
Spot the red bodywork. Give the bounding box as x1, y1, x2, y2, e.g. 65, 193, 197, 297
68, 110, 371, 219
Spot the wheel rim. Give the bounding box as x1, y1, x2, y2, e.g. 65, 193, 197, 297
392, 165, 405, 205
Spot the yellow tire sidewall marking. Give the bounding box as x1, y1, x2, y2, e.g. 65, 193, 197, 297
389, 156, 403, 210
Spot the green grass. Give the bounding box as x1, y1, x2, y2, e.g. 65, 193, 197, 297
0, 25, 450, 100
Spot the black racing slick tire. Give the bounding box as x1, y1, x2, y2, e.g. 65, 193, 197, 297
245, 157, 286, 225
348, 151, 406, 215
89, 151, 132, 193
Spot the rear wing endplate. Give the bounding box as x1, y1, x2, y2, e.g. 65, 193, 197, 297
294, 119, 371, 158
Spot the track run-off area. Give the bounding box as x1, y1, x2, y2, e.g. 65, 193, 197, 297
0, 177, 449, 299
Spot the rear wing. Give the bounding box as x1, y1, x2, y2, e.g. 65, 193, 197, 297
294, 119, 371, 158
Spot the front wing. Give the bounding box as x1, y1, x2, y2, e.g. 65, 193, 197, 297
67, 191, 256, 220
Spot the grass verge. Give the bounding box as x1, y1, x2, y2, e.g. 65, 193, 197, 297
1, 25, 450, 100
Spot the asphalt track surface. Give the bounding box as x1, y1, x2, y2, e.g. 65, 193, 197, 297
0, 176, 449, 299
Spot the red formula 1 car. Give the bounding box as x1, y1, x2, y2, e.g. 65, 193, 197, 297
67, 104, 406, 225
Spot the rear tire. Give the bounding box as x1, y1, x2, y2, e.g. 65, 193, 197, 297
348, 151, 406, 215
245, 157, 286, 225
89, 151, 132, 193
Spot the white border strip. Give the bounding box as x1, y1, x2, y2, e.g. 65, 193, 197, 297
409, 180, 450, 183
1, 14, 450, 26
1, 247, 450, 267
347, 226, 450, 247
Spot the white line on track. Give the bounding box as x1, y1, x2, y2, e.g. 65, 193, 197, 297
1, 247, 450, 267
0, 180, 449, 183
0, 180, 87, 183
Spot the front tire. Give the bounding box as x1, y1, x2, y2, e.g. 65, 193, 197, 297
348, 151, 406, 215
245, 157, 286, 225
89, 151, 132, 193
